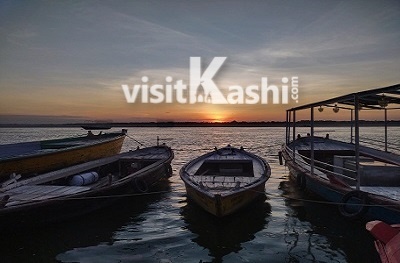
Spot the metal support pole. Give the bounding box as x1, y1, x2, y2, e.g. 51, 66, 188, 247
288, 110, 291, 144
292, 111, 296, 142
354, 95, 360, 191
350, 109, 354, 144
285, 111, 289, 144
385, 108, 388, 152
293, 111, 296, 161
310, 107, 314, 176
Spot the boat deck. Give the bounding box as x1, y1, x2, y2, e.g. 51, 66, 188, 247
1, 185, 91, 207
292, 138, 353, 151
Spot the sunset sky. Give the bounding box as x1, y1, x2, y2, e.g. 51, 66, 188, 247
0, 0, 399, 124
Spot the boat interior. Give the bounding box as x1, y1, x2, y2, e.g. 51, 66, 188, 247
194, 160, 254, 177
300, 149, 400, 185
284, 84, 400, 203
0, 148, 170, 208
0, 158, 160, 208
188, 159, 262, 191
288, 136, 400, 186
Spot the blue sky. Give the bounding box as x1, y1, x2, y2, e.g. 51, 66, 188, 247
0, 0, 399, 123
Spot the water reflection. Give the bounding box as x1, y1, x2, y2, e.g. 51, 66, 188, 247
0, 182, 171, 263
279, 176, 378, 262
180, 199, 271, 263
0, 127, 390, 262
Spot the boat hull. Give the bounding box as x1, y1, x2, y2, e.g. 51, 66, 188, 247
366, 221, 400, 263
2, 164, 171, 224
0, 146, 174, 228
282, 146, 400, 223
0, 133, 125, 180
183, 180, 266, 217
180, 146, 270, 217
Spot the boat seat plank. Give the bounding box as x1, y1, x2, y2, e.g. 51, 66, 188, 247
191, 175, 257, 185
31, 187, 90, 201
4, 185, 90, 207
7, 185, 65, 195
7, 185, 71, 200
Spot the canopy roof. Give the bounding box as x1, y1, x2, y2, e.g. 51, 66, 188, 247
288, 83, 400, 111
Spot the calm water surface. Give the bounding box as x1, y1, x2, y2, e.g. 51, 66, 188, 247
1, 126, 397, 263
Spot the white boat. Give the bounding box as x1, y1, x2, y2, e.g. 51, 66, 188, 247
180, 145, 271, 217
281, 84, 400, 222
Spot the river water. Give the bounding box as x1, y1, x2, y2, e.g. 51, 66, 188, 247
1, 126, 396, 262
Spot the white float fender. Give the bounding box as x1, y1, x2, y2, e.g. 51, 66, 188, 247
69, 172, 99, 186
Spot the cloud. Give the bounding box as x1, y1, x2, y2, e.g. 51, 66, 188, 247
0, 0, 399, 122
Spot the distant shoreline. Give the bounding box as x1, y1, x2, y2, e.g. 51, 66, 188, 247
1, 120, 400, 128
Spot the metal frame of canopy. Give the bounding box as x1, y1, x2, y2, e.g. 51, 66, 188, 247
285, 83, 400, 191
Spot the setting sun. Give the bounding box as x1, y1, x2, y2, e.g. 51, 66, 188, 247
202, 104, 230, 122
204, 111, 226, 122
211, 115, 225, 123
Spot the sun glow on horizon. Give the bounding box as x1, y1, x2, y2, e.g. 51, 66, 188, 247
203, 112, 226, 123
211, 115, 225, 123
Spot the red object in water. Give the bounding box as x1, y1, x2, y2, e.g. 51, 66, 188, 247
366, 220, 400, 263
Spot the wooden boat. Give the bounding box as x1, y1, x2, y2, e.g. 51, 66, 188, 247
366, 220, 400, 263
0, 145, 173, 226
0, 129, 127, 182
281, 84, 400, 223
180, 145, 270, 217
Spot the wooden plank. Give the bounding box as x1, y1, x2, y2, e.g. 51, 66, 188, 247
40, 186, 89, 197
5, 185, 90, 206
7, 185, 87, 198
8, 185, 56, 195
31, 187, 89, 201
8, 185, 67, 201
8, 185, 64, 195
2, 154, 121, 191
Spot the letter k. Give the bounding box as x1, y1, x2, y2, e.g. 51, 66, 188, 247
189, 57, 227, 104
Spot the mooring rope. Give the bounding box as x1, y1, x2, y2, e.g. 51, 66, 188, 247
126, 134, 145, 146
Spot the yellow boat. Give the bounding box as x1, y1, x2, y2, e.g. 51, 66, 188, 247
0, 129, 127, 183
180, 145, 270, 217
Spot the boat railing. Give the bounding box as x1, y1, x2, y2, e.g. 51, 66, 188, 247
286, 146, 357, 182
